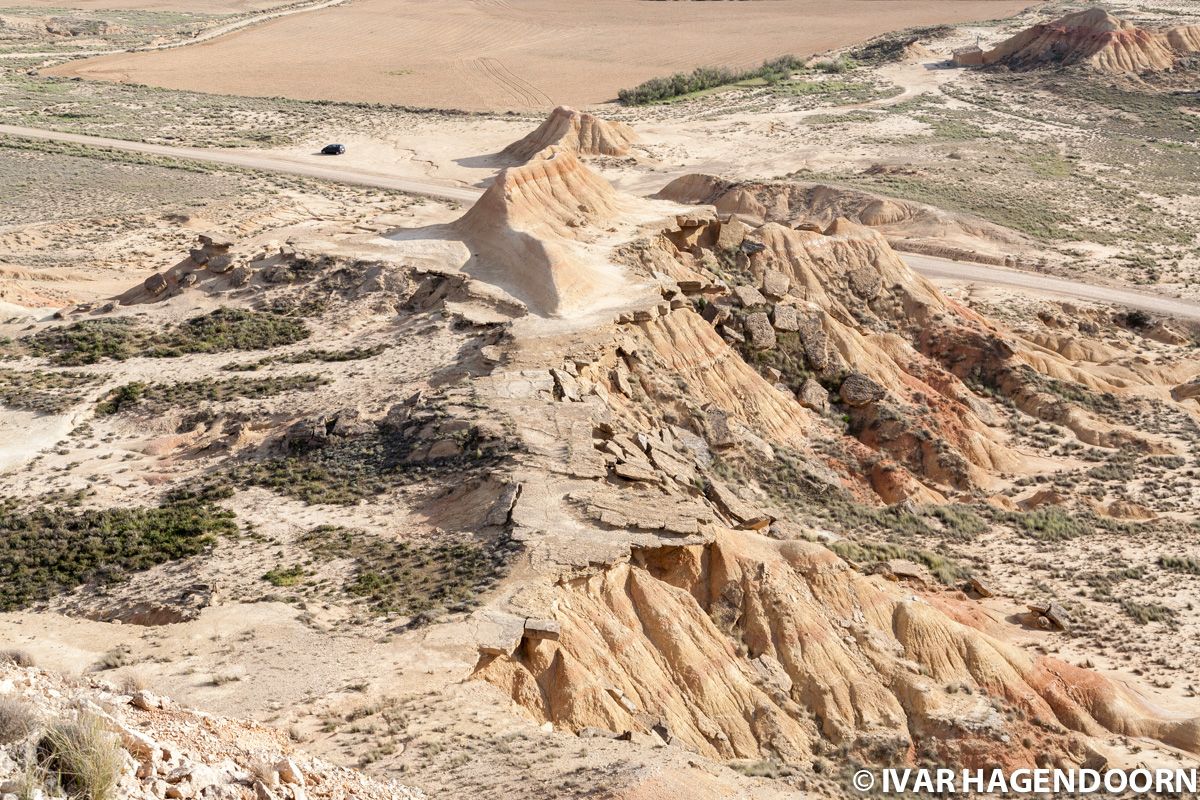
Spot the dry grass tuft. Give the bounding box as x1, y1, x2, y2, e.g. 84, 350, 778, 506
40, 713, 124, 800
0, 695, 39, 745
1, 649, 36, 667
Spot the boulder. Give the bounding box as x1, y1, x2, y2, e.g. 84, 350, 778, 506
274, 758, 304, 787
606, 686, 638, 714
732, 284, 767, 308
796, 315, 831, 371
761, 270, 790, 299
612, 462, 657, 482
130, 690, 161, 711
207, 254, 235, 275
706, 479, 771, 530
751, 653, 793, 694
744, 312, 776, 349
426, 439, 462, 460
847, 266, 882, 299
550, 368, 581, 402
1028, 601, 1070, 631
771, 303, 799, 332
476, 611, 525, 656
717, 216, 750, 250
968, 576, 994, 598
705, 408, 737, 449
197, 233, 234, 251
839, 373, 886, 407
1171, 380, 1200, 402
484, 482, 521, 527
881, 559, 926, 582
144, 274, 168, 296
228, 266, 251, 287
796, 378, 829, 414
701, 301, 731, 325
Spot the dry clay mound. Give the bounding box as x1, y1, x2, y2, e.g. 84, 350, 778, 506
979, 7, 1200, 73
503, 105, 638, 163
478, 531, 1200, 767
449, 146, 636, 317
656, 173, 1033, 266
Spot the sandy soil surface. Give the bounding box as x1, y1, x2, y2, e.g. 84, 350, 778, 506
48, 0, 1037, 110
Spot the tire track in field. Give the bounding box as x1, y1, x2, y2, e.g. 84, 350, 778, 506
484, 57, 553, 107
466, 57, 526, 107
475, 57, 537, 108
477, 56, 552, 108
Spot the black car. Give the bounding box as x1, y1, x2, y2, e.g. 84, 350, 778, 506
320, 143, 346, 156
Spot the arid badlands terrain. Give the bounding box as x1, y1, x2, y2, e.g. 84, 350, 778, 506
3, 0, 1200, 798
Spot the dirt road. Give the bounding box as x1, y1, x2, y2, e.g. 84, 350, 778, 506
6, 123, 1200, 321
907, 253, 1200, 322
0, 124, 482, 203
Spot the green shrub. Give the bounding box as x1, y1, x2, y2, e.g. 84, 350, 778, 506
96, 374, 327, 416
850, 27, 951, 65
813, 56, 855, 74
1121, 601, 1176, 626
0, 499, 234, 611
223, 344, 386, 372
927, 505, 988, 538
299, 525, 513, 620
619, 65, 740, 105
263, 564, 308, 587
230, 426, 512, 505
828, 539, 970, 585
93, 382, 145, 416
93, 646, 134, 671
152, 308, 309, 356
1159, 555, 1200, 575
24, 319, 140, 366
1008, 507, 1094, 541
0, 649, 35, 667
25, 309, 309, 366
0, 369, 104, 414
618, 54, 808, 105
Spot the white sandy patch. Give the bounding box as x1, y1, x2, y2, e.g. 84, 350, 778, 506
0, 409, 74, 474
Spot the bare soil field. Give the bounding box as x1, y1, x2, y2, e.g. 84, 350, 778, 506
48, 0, 1035, 109
14, 0, 290, 12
